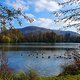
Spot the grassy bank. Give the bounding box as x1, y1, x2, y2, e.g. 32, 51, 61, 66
0, 71, 80, 80
0, 61, 80, 80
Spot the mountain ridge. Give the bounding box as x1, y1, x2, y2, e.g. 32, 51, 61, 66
18, 26, 80, 37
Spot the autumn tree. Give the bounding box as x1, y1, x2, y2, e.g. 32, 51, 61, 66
0, 3, 34, 43
0, 3, 33, 31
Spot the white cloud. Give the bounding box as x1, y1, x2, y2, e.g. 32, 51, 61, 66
6, 0, 29, 11
34, 0, 62, 12
6, 0, 61, 12
31, 18, 58, 29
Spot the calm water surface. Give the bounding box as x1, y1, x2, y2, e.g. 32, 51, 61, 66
0, 43, 80, 76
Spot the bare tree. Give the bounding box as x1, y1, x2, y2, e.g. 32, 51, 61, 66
54, 0, 80, 31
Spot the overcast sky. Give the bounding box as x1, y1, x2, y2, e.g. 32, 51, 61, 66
0, 0, 78, 32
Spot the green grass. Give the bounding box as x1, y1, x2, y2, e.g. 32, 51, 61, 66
41, 74, 80, 80
0, 71, 80, 80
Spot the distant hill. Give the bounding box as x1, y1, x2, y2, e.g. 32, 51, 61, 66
18, 26, 80, 37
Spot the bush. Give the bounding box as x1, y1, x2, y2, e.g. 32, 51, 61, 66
60, 61, 80, 75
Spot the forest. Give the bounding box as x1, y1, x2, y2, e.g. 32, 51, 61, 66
0, 28, 80, 43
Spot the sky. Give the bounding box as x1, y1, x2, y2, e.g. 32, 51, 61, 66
0, 0, 79, 33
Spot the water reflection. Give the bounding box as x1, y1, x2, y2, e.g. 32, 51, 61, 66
0, 44, 10, 72
0, 43, 79, 76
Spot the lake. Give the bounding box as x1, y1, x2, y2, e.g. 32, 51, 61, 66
0, 43, 80, 76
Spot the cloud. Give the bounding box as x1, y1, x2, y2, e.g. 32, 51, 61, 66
6, 0, 29, 11
5, 0, 61, 12
34, 0, 62, 12
31, 18, 58, 29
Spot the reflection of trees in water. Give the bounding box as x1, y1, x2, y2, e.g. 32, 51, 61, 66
65, 49, 80, 61
0, 45, 12, 73
0, 50, 8, 71
72, 50, 80, 61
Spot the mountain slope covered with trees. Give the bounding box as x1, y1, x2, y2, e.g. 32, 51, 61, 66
0, 26, 79, 43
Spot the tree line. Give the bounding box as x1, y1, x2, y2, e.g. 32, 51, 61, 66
24, 31, 80, 43
0, 28, 79, 43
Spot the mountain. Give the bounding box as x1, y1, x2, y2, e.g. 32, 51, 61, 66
19, 26, 52, 36
18, 26, 80, 37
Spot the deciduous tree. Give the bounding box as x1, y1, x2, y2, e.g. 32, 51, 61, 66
54, 0, 80, 31
0, 3, 33, 30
